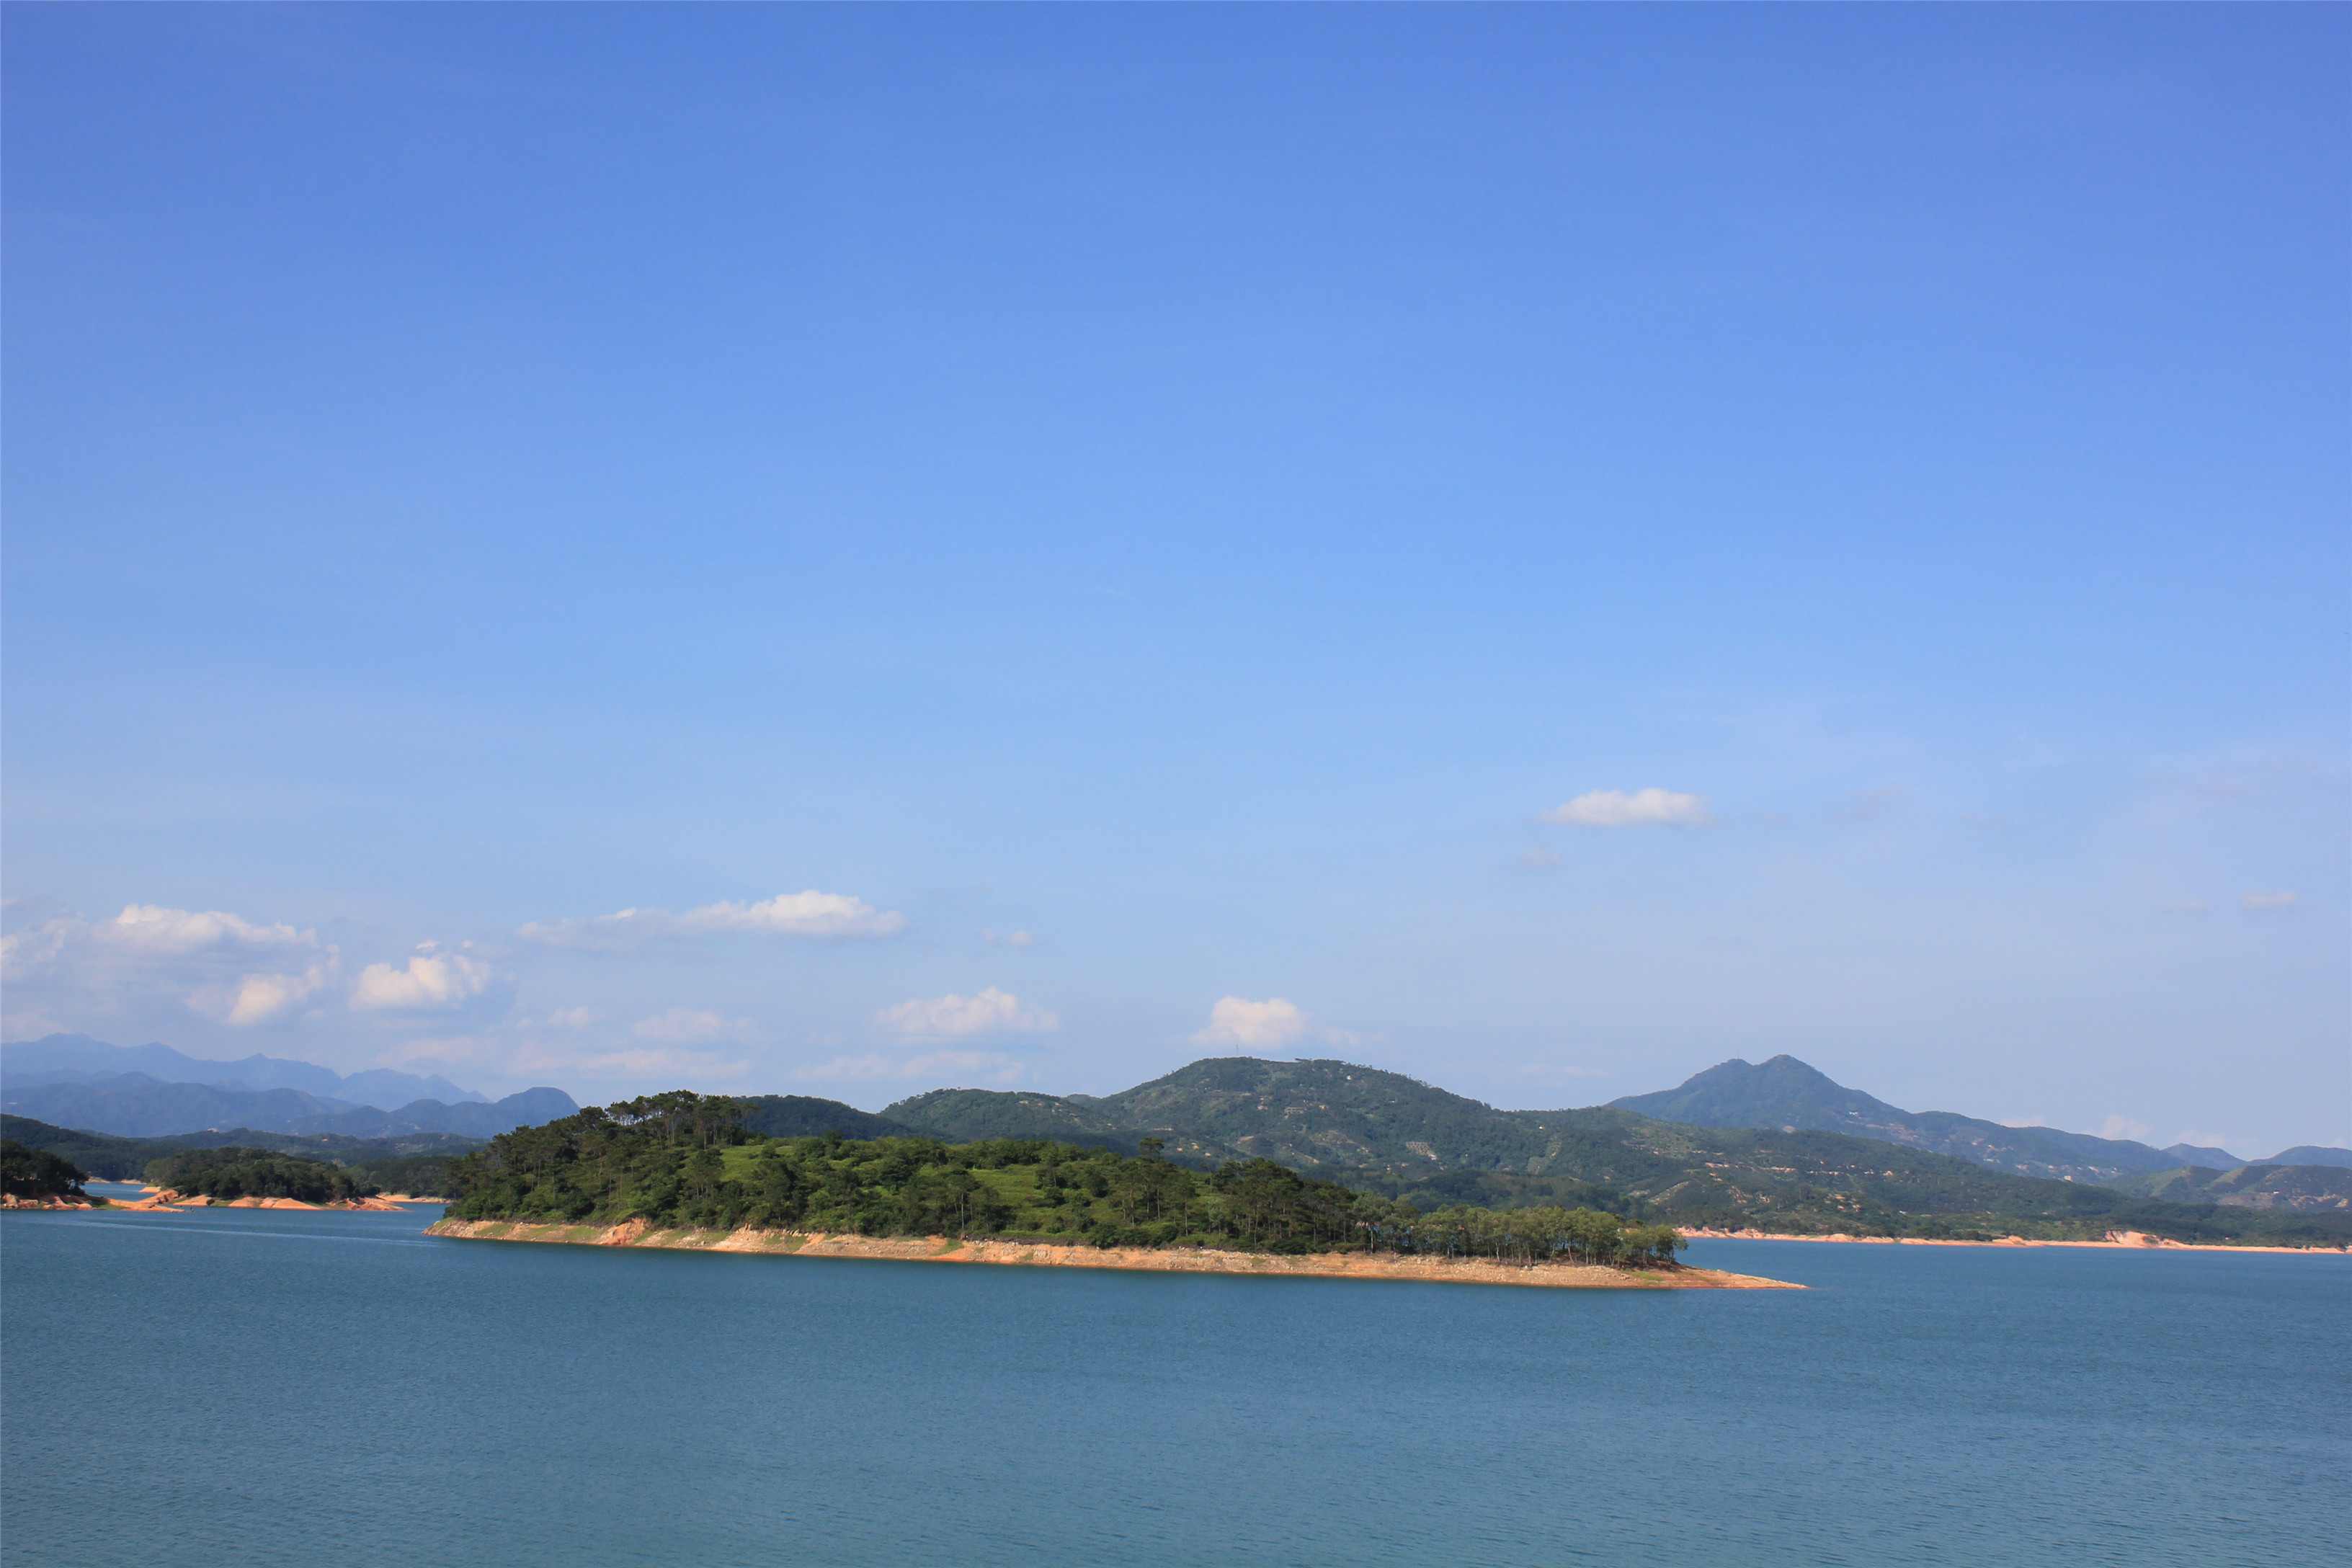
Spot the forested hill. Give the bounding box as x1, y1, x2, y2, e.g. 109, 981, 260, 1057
863, 1058, 2350, 1245
888, 1059, 1557, 1175
440, 1092, 1688, 1266
880, 1089, 1239, 1164
437, 1090, 2350, 1250
1600, 1056, 2224, 1183
2095, 1163, 2352, 1210
739, 1095, 931, 1142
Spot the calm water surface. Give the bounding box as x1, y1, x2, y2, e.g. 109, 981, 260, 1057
4, 1190, 2343, 1567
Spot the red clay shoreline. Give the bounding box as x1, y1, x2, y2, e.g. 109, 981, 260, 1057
427, 1216, 1806, 1289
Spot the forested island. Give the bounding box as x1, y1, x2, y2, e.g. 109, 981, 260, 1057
432, 1092, 1726, 1286
143, 1146, 386, 1205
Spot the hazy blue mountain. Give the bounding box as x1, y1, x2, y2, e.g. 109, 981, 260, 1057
2263, 1145, 2352, 1170
280, 1088, 579, 1139
1, 1113, 484, 1181
0, 1072, 572, 1140
1601, 1055, 2193, 1182
0, 1033, 484, 1109
2, 1073, 355, 1137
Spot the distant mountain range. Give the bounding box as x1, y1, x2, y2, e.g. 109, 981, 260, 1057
1600, 1055, 2330, 1181
0, 1034, 575, 1140
2, 1034, 484, 1108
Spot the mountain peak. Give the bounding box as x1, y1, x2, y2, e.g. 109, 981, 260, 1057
1605, 1055, 1905, 1126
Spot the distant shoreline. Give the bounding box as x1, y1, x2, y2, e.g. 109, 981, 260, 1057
428, 1216, 1805, 1289
1685, 1228, 2348, 1255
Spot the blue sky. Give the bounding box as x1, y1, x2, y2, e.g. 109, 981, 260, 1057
4, 5, 2344, 1156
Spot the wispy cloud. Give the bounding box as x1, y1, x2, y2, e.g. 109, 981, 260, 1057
980, 928, 1038, 948
629, 1007, 757, 1043
873, 986, 1058, 1038
2241, 891, 2299, 914
1540, 788, 1711, 828
516, 890, 907, 952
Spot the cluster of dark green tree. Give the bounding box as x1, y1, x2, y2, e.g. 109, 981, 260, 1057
145, 1146, 383, 1203
442, 1093, 1688, 1266
350, 1154, 459, 1196
3, 1139, 92, 1200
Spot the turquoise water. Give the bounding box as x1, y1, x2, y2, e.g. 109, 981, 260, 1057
4, 1190, 2343, 1567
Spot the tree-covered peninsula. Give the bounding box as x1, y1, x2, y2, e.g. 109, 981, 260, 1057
3, 1139, 96, 1203
145, 1146, 384, 1205
442, 1093, 1690, 1266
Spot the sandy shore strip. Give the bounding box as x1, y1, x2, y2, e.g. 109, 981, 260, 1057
426, 1216, 1803, 1289
38, 1191, 414, 1213
1684, 1227, 2348, 1255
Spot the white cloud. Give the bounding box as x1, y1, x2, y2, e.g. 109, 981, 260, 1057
1541, 788, 1711, 828
873, 986, 1059, 1038
1, 903, 341, 1032
2099, 1115, 2153, 1144
187, 965, 337, 1026
2241, 891, 2299, 913
793, 1049, 1024, 1085
630, 1007, 755, 1044
1515, 845, 1563, 870
981, 928, 1038, 948
516, 890, 907, 950
1190, 996, 1356, 1050
349, 946, 498, 1012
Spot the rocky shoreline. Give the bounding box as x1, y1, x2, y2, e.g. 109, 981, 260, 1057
425, 1216, 1804, 1288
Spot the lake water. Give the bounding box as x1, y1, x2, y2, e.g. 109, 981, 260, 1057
4, 1190, 2343, 1567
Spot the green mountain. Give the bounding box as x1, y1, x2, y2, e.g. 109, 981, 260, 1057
1603, 1055, 2196, 1182
739, 1095, 930, 1142
1073, 1057, 1557, 1174
881, 1087, 1244, 1164
882, 1059, 2349, 1247
2094, 1163, 2352, 1211
2265, 1145, 2352, 1170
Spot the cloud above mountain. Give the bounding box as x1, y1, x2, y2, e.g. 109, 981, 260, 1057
515, 891, 907, 951
1, 903, 342, 1032
349, 945, 501, 1012
1190, 996, 1353, 1050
